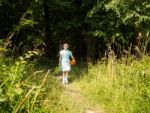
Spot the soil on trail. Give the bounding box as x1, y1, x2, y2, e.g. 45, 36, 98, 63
55, 75, 105, 113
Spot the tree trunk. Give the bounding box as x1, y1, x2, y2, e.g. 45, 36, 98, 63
43, 0, 52, 58
74, 29, 87, 62
87, 37, 97, 61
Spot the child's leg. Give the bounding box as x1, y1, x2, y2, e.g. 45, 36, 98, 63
65, 71, 69, 83
62, 71, 66, 84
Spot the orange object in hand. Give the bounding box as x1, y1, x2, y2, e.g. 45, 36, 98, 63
70, 58, 76, 65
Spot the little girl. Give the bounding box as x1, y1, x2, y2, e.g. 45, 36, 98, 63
59, 43, 74, 84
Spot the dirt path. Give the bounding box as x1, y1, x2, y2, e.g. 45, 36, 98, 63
55, 76, 105, 113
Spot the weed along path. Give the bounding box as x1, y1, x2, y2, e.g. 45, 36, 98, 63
55, 75, 105, 113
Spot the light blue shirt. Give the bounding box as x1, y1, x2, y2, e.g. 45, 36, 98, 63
60, 49, 72, 71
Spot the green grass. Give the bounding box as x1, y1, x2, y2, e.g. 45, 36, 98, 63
0, 55, 150, 113
76, 56, 150, 113
0, 56, 64, 113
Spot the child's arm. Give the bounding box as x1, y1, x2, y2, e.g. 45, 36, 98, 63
59, 51, 62, 65
70, 51, 75, 60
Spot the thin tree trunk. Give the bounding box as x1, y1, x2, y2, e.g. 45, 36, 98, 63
87, 37, 97, 62
43, 0, 51, 57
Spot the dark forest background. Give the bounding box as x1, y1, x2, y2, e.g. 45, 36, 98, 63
0, 0, 150, 61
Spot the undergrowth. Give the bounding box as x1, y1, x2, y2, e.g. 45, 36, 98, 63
0, 55, 63, 113
77, 56, 150, 113
1, 51, 150, 113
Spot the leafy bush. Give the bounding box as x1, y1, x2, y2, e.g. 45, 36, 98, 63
0, 55, 63, 113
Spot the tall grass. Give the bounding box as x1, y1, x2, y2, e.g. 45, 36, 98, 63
0, 56, 63, 113
1, 49, 150, 113
77, 56, 150, 113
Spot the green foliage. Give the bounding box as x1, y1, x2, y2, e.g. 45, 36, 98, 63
0, 54, 63, 113
15, 19, 37, 31
1, 0, 150, 58
105, 0, 150, 29
77, 56, 150, 113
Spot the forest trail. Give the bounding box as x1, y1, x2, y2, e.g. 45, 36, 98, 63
55, 75, 105, 113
